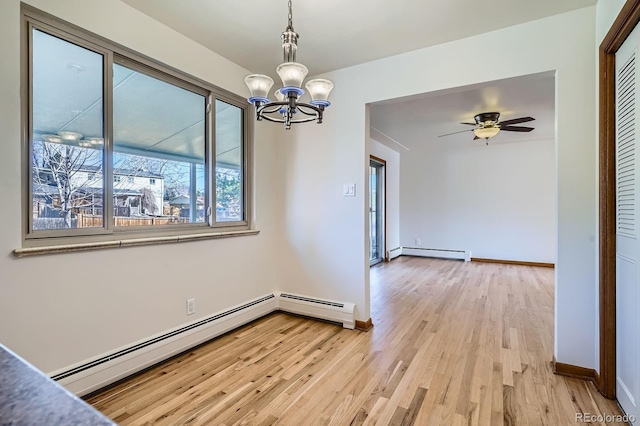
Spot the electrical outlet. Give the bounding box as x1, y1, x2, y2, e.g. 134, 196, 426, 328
415, 238, 421, 246
186, 298, 196, 315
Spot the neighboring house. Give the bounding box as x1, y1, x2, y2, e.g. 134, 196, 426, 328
166, 195, 205, 220
111, 168, 164, 216
32, 165, 164, 221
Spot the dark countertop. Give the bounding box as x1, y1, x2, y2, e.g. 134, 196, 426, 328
0, 344, 115, 426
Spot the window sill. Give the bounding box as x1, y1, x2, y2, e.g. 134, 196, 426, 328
13, 229, 260, 257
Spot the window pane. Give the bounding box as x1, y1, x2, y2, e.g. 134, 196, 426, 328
215, 100, 243, 222
31, 29, 105, 230
113, 63, 206, 226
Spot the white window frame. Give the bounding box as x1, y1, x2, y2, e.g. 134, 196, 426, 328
21, 5, 253, 249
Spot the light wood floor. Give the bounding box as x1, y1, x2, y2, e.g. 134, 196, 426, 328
87, 257, 625, 425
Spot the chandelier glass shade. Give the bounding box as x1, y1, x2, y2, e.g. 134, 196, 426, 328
276, 62, 308, 89
244, 0, 334, 129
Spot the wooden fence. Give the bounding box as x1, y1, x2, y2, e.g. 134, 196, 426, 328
76, 214, 190, 228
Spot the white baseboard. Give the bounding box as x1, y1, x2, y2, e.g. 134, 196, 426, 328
402, 247, 471, 261
49, 291, 356, 396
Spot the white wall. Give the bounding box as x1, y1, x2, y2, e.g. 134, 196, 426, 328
0, 0, 281, 374
399, 138, 555, 263
281, 7, 598, 368
596, 0, 626, 44
370, 139, 400, 255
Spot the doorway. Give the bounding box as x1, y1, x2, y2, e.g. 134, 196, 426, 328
369, 156, 385, 265
614, 24, 640, 420
600, 0, 640, 403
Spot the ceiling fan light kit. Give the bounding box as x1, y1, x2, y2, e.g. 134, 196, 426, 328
439, 111, 535, 144
244, 0, 334, 130
473, 126, 500, 139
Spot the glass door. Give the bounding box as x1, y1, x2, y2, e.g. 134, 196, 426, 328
370, 158, 385, 265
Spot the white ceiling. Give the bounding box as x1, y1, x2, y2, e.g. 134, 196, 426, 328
122, 0, 595, 77
369, 72, 555, 149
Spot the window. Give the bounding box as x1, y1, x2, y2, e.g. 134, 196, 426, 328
113, 62, 206, 226
30, 29, 104, 231
24, 9, 251, 245
215, 100, 244, 222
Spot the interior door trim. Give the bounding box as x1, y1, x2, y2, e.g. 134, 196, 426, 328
600, 0, 640, 400
370, 155, 386, 263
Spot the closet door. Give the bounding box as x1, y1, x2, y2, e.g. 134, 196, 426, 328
616, 21, 640, 424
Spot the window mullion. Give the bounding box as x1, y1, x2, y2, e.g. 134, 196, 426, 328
104, 50, 115, 232
242, 107, 249, 224
208, 96, 216, 227
25, 21, 35, 237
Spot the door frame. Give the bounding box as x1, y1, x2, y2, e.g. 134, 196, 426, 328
370, 155, 386, 264
600, 0, 640, 399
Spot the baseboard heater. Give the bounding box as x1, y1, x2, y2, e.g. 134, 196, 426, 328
276, 292, 355, 330
49, 292, 355, 397
401, 247, 471, 261
387, 246, 402, 261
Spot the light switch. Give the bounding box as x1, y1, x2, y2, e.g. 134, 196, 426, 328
343, 183, 356, 197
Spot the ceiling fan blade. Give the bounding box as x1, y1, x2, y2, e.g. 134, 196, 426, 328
498, 116, 535, 126
460, 122, 477, 126
438, 129, 474, 137
500, 126, 534, 132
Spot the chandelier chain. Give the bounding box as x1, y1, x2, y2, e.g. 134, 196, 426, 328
287, 0, 294, 31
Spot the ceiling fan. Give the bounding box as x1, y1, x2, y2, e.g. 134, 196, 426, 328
438, 112, 535, 144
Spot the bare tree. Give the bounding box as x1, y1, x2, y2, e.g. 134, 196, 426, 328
32, 140, 102, 229
33, 144, 203, 228
140, 187, 158, 214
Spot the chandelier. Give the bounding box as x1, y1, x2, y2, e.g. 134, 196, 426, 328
244, 0, 334, 130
